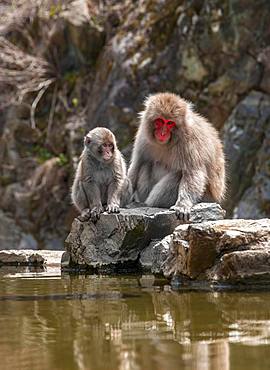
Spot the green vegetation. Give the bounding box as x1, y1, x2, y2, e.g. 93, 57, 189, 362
72, 98, 79, 107
57, 153, 69, 167
31, 145, 69, 166
33, 146, 54, 164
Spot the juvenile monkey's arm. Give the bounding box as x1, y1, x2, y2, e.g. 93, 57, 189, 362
107, 179, 123, 213
170, 169, 207, 221
81, 180, 103, 222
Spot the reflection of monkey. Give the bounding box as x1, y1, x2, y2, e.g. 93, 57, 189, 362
128, 92, 226, 220
71, 127, 127, 221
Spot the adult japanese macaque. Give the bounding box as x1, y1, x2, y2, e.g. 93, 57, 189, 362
71, 127, 127, 221
128, 92, 226, 220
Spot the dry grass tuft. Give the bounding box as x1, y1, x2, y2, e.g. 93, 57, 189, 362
0, 0, 102, 128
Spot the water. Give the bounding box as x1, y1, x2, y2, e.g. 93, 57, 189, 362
0, 268, 270, 370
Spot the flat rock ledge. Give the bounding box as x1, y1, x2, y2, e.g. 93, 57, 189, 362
63, 203, 225, 273
0, 250, 64, 267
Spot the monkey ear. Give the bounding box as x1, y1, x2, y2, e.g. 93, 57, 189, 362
185, 104, 194, 126
84, 136, 91, 145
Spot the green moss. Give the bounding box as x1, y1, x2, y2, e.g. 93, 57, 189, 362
57, 153, 69, 167
32, 145, 54, 164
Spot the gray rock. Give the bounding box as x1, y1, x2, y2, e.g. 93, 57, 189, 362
0, 210, 38, 250
64, 203, 225, 270
156, 218, 270, 283
207, 250, 270, 282
0, 249, 64, 266
139, 239, 160, 271
151, 235, 173, 275
223, 91, 270, 218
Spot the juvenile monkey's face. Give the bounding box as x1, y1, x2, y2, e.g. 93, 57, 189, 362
98, 141, 115, 162
84, 132, 115, 163
153, 116, 176, 145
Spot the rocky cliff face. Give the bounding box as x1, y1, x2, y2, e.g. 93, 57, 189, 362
0, 0, 270, 249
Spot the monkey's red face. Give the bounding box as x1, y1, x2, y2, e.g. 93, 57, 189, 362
153, 117, 176, 144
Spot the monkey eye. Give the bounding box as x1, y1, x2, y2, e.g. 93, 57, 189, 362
85, 136, 91, 144
102, 143, 114, 149
166, 121, 176, 128
154, 118, 164, 128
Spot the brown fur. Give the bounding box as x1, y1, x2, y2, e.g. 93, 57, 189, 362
128, 92, 226, 219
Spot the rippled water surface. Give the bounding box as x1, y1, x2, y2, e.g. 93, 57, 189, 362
0, 268, 270, 370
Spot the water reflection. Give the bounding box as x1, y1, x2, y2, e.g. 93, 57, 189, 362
0, 273, 269, 370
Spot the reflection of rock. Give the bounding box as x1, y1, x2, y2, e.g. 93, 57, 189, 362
151, 287, 270, 350
64, 203, 225, 271
157, 218, 270, 283
1, 273, 269, 370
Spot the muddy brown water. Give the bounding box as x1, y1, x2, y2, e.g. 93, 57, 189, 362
0, 268, 270, 370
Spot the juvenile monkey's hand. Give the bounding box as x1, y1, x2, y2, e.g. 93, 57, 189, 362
170, 204, 191, 222
78, 208, 91, 222
106, 204, 120, 213
90, 205, 104, 222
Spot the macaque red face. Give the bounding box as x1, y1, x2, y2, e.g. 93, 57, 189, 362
153, 117, 176, 144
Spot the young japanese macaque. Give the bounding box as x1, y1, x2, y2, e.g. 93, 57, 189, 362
128, 92, 226, 220
71, 127, 127, 221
